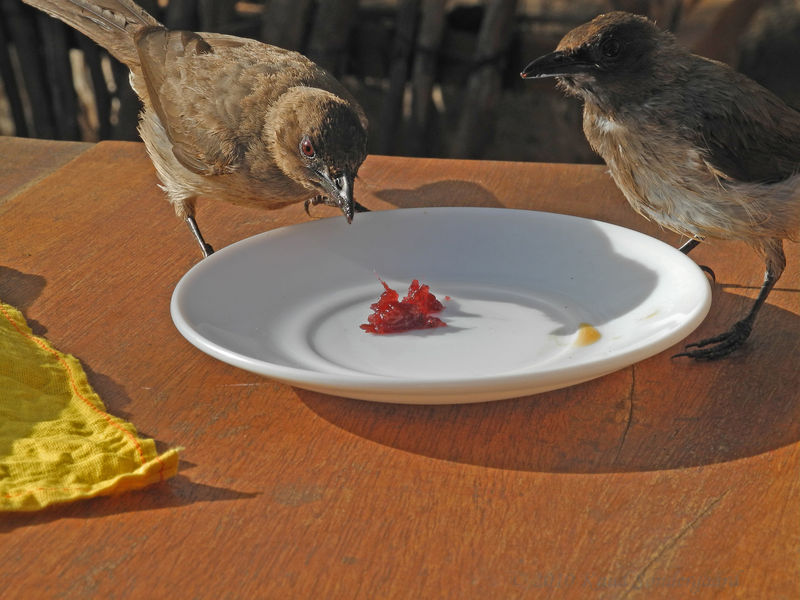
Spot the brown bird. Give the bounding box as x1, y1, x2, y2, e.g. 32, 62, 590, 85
22, 0, 369, 257
521, 11, 800, 360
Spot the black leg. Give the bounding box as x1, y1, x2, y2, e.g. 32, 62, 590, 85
678, 238, 701, 254
185, 215, 214, 258
678, 238, 715, 281
674, 262, 780, 360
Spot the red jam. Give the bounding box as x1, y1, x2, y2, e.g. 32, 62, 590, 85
360, 279, 447, 334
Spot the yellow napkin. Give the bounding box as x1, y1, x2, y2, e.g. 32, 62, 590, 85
0, 300, 179, 511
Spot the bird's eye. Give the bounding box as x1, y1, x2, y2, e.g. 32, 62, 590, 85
601, 38, 621, 58
300, 137, 316, 158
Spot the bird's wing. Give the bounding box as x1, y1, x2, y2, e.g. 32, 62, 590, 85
134, 28, 272, 176
691, 62, 800, 184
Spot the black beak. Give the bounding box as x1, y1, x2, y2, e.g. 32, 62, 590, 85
334, 173, 355, 224
318, 167, 356, 223
520, 50, 593, 79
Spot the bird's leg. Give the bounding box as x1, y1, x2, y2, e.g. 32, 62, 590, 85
678, 237, 715, 281
678, 238, 701, 254
674, 239, 784, 360
185, 215, 215, 258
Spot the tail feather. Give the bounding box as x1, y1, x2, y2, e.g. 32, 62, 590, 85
21, 0, 162, 66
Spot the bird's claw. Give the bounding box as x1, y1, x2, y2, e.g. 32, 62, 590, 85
676, 239, 715, 282
304, 195, 370, 219
699, 264, 716, 283
672, 319, 752, 360
303, 195, 329, 219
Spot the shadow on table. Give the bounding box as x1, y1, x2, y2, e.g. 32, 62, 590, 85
0, 467, 258, 533
0, 266, 47, 335
301, 288, 800, 474
370, 179, 505, 209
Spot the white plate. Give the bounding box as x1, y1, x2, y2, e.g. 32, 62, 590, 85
171, 207, 711, 404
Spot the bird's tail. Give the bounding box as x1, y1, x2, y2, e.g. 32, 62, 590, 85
21, 0, 162, 66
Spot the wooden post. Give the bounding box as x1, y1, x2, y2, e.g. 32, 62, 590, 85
409, 0, 447, 156
164, 0, 198, 30
38, 15, 79, 140
377, 0, 420, 155
198, 0, 237, 32
451, 0, 518, 158
110, 59, 140, 141
2, 0, 56, 138
261, 0, 314, 50
75, 35, 112, 140
0, 9, 28, 136
306, 0, 359, 76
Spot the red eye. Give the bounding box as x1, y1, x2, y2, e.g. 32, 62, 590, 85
300, 137, 315, 158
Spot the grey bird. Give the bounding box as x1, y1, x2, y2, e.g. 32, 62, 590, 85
521, 11, 800, 360
22, 0, 369, 257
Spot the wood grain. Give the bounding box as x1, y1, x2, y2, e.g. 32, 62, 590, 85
0, 136, 91, 205
0, 139, 797, 599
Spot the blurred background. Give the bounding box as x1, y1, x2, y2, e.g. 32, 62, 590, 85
1, 0, 799, 164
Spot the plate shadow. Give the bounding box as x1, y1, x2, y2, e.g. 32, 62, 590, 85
300, 291, 800, 474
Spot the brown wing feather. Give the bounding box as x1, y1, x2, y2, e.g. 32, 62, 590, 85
689, 59, 800, 184
135, 28, 252, 176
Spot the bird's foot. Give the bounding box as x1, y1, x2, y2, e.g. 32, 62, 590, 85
677, 239, 715, 282
672, 319, 752, 360
200, 241, 215, 258
304, 196, 370, 218
699, 264, 716, 283
304, 195, 333, 218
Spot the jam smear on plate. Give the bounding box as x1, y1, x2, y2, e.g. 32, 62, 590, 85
361, 279, 447, 334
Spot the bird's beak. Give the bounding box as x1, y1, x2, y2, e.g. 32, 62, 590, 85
520, 50, 592, 79
318, 167, 356, 223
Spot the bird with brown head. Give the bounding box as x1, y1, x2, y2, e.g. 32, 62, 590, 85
22, 0, 369, 258
522, 11, 800, 359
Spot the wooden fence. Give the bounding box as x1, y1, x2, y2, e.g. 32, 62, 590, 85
0, 0, 774, 161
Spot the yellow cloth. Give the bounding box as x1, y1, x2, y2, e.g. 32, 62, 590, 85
0, 300, 179, 511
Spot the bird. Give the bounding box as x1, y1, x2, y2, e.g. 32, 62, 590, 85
521, 11, 800, 360
21, 0, 369, 257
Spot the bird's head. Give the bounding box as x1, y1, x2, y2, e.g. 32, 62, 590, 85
269, 87, 368, 222
521, 12, 678, 106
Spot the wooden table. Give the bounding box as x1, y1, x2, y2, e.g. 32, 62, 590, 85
1, 137, 797, 598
